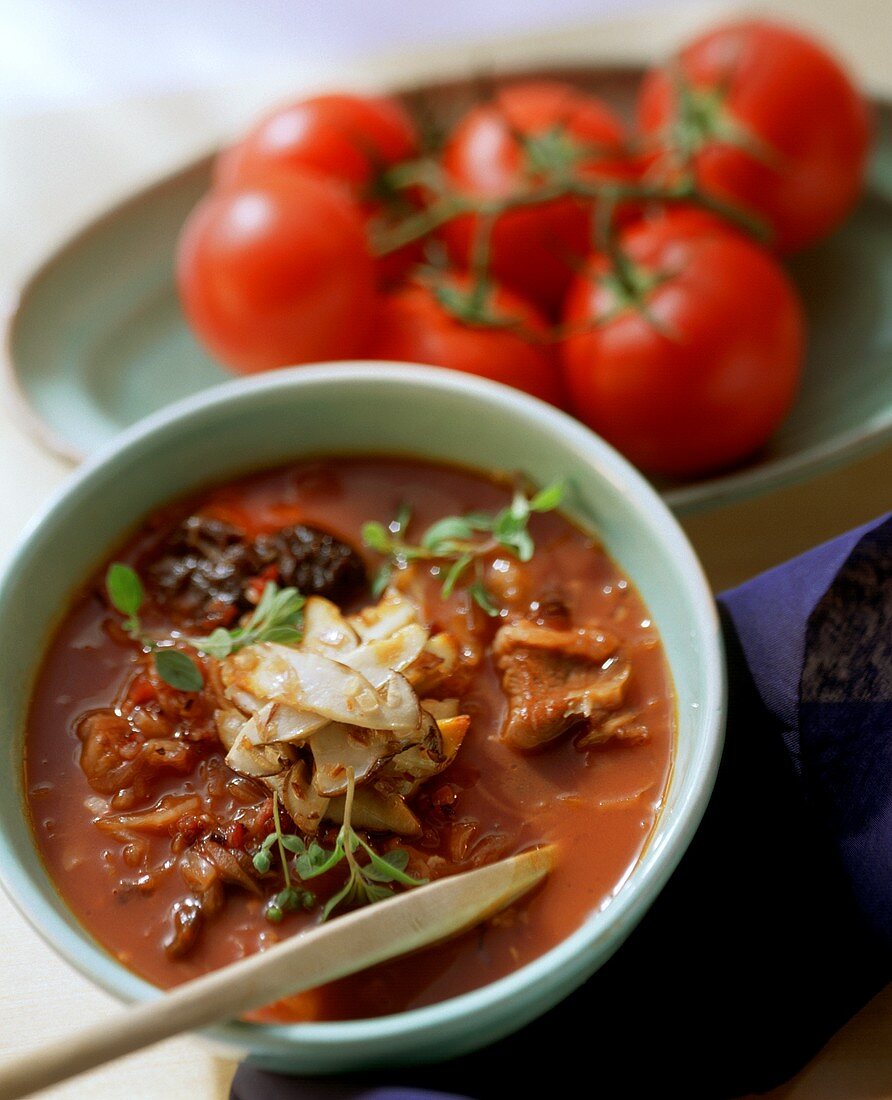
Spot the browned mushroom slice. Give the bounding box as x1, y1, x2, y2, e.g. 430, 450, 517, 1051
381, 714, 470, 797
220, 702, 275, 751
309, 723, 405, 797
342, 624, 428, 685
349, 589, 417, 641
223, 694, 330, 749
406, 632, 460, 694
265, 760, 330, 835
225, 726, 296, 777
493, 620, 630, 751
422, 698, 460, 721
305, 594, 433, 686
325, 787, 422, 836
301, 596, 360, 656
262, 703, 328, 744
223, 644, 421, 732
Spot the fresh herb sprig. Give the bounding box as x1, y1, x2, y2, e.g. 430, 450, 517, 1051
362, 480, 565, 616
254, 769, 426, 923
105, 563, 304, 692
183, 582, 305, 659
252, 798, 315, 922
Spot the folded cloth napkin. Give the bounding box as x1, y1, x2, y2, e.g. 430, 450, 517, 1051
232, 514, 892, 1100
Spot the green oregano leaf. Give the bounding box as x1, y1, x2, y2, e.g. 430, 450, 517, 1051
262, 626, 304, 646
153, 649, 204, 692
195, 627, 234, 660
421, 516, 476, 551
361, 479, 566, 608
440, 553, 473, 598
106, 562, 144, 631
370, 563, 392, 598
469, 581, 500, 617
529, 480, 565, 512
362, 521, 393, 554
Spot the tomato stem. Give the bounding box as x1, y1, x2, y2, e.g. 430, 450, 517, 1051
371, 173, 770, 258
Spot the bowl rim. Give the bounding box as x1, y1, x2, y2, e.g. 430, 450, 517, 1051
0, 361, 726, 1053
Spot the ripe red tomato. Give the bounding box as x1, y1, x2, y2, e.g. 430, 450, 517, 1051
636, 20, 870, 254
561, 211, 804, 477
215, 93, 421, 289
215, 93, 418, 194
441, 81, 631, 313
371, 274, 564, 405
177, 171, 376, 375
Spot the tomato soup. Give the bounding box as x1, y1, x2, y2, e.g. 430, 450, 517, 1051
25, 456, 673, 1021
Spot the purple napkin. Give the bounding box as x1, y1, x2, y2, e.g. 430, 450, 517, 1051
232, 514, 892, 1100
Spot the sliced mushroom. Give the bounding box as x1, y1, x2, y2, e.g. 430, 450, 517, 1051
349, 589, 417, 642
265, 760, 329, 835
422, 698, 460, 720
225, 729, 296, 778
224, 644, 421, 732
406, 632, 460, 693
380, 714, 470, 797
223, 699, 332, 750
236, 702, 327, 747
264, 703, 328, 744
340, 623, 428, 686
309, 723, 405, 798
219, 589, 471, 836
325, 786, 422, 836
302, 596, 359, 655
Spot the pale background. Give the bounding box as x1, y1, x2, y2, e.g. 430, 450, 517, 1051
1, 1, 891, 1097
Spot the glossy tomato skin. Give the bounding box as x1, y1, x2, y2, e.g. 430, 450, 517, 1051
561, 212, 804, 477
637, 20, 870, 254
177, 171, 376, 375
215, 93, 418, 193
215, 93, 421, 288
371, 275, 565, 405
442, 81, 631, 314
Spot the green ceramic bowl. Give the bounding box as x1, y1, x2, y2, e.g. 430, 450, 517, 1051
0, 363, 724, 1073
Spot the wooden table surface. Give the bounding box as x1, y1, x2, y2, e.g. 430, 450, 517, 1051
1, 2, 891, 1096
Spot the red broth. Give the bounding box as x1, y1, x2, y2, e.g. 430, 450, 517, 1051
25, 456, 673, 1021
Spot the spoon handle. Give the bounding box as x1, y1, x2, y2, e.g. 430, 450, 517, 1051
0, 845, 553, 1100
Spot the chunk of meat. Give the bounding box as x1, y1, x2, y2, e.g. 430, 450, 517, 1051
253, 524, 367, 605
576, 710, 648, 750
493, 620, 630, 750
78, 712, 195, 795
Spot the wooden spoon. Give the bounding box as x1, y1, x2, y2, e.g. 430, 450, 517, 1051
0, 845, 554, 1100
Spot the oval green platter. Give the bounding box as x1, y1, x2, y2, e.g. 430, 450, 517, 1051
6, 65, 892, 514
